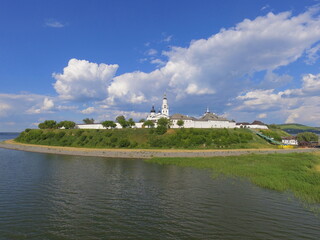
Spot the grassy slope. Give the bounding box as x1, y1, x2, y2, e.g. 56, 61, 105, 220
277, 123, 320, 131
15, 128, 290, 149
147, 152, 320, 204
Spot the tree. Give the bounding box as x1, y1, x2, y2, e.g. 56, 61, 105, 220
143, 120, 155, 128
127, 118, 136, 128
177, 119, 184, 128
83, 118, 94, 124
38, 120, 57, 129
155, 118, 170, 135
139, 118, 146, 123
157, 118, 170, 128
155, 125, 167, 135
297, 132, 319, 143
58, 121, 76, 129
102, 120, 117, 129
116, 115, 128, 128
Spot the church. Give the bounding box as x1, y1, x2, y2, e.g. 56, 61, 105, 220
146, 94, 170, 121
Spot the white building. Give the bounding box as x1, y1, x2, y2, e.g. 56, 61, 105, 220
170, 110, 236, 129
146, 94, 170, 121
235, 121, 268, 129
147, 95, 236, 128
281, 136, 298, 145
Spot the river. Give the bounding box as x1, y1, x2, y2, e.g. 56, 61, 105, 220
0, 133, 319, 239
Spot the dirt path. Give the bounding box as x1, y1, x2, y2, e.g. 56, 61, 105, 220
0, 139, 319, 159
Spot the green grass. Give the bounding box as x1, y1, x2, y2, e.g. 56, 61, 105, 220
15, 127, 292, 149
146, 152, 320, 204
277, 123, 320, 131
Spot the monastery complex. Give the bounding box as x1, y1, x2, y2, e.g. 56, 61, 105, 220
77, 94, 268, 130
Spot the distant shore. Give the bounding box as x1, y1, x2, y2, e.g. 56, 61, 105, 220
0, 139, 319, 159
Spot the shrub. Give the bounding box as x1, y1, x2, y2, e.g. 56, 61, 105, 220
297, 132, 319, 142
118, 139, 131, 148
155, 125, 167, 135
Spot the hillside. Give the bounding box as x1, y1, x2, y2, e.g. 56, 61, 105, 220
275, 124, 320, 134
15, 128, 290, 149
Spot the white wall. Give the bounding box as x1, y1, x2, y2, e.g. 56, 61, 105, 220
235, 124, 268, 129
77, 124, 106, 129
171, 120, 236, 129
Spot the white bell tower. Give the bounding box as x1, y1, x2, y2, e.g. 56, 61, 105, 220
161, 93, 169, 116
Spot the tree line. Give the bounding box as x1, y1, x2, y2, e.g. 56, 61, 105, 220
37, 115, 182, 135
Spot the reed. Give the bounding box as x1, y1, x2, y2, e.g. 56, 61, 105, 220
147, 152, 320, 203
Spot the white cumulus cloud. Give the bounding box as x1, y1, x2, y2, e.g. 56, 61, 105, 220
106, 6, 320, 108
233, 73, 320, 124
53, 58, 118, 101
26, 97, 55, 114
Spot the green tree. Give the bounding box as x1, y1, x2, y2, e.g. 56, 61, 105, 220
38, 120, 57, 129
177, 119, 184, 128
139, 118, 146, 123
156, 117, 170, 134
102, 120, 117, 129
127, 118, 136, 128
143, 120, 155, 128
155, 125, 167, 135
116, 115, 128, 128
297, 132, 319, 143
58, 121, 76, 129
83, 118, 94, 124
157, 118, 170, 128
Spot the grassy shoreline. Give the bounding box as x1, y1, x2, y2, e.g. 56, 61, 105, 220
146, 152, 320, 204
14, 128, 288, 150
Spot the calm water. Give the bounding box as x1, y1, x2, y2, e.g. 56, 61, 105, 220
0, 133, 319, 239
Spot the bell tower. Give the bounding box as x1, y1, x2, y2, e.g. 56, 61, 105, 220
161, 93, 169, 116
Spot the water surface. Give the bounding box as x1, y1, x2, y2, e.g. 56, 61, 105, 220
0, 133, 319, 239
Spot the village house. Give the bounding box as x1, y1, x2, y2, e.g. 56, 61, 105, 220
281, 136, 298, 146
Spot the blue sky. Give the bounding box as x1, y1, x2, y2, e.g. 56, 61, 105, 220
1, 0, 320, 131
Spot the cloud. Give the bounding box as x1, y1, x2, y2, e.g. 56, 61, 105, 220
26, 97, 55, 114
106, 6, 320, 109
163, 35, 173, 42
0, 93, 46, 116
301, 73, 320, 94
0, 103, 11, 117
150, 58, 166, 66
258, 113, 267, 118
185, 83, 215, 95
146, 49, 158, 56
45, 19, 65, 28
80, 107, 96, 114
233, 73, 320, 124
258, 71, 293, 89
305, 43, 320, 64
261, 5, 270, 11
53, 58, 119, 101
2, 6, 320, 130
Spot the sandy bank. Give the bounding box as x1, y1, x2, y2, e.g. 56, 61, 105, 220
0, 139, 319, 159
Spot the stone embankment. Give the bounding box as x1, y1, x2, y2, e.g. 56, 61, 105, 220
0, 140, 318, 159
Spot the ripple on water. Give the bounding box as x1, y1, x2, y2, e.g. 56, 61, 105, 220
0, 148, 319, 239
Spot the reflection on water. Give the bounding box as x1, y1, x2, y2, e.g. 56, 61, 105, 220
0, 133, 320, 239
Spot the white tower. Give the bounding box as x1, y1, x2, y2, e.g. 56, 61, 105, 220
161, 93, 169, 116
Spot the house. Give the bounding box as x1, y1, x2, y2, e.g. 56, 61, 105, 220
281, 136, 298, 145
